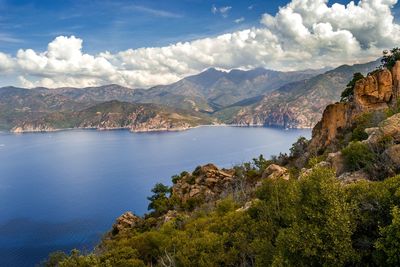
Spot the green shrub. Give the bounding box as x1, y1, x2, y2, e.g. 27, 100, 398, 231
375, 206, 400, 266
342, 141, 376, 171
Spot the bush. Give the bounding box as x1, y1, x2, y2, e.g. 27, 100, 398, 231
342, 141, 376, 171
376, 206, 400, 266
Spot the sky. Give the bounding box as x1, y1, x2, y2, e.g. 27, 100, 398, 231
0, 0, 399, 88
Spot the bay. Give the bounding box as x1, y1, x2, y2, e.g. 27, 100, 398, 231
0, 126, 310, 266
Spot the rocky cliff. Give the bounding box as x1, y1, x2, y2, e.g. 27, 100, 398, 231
309, 61, 400, 152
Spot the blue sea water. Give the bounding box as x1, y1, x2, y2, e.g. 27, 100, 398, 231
0, 126, 310, 266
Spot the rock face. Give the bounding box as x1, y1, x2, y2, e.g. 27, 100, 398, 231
309, 103, 351, 151
112, 211, 141, 235
310, 62, 400, 153
172, 164, 235, 203
262, 164, 290, 180
354, 69, 393, 111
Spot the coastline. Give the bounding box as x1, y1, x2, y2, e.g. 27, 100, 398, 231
7, 122, 313, 134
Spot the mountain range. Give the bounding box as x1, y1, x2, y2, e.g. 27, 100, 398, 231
0, 60, 380, 132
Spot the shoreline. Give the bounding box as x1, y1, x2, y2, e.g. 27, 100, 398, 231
6, 123, 313, 135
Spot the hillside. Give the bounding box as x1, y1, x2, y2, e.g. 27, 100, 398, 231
228, 59, 381, 128
41, 60, 400, 266
11, 100, 215, 133
130, 67, 325, 112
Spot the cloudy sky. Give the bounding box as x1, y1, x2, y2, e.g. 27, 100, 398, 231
0, 0, 399, 88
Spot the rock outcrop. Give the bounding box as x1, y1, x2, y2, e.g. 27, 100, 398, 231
172, 164, 235, 203
310, 62, 400, 153
366, 113, 400, 144
112, 211, 141, 235
262, 164, 290, 180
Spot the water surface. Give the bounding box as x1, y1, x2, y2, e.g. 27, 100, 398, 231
0, 126, 311, 266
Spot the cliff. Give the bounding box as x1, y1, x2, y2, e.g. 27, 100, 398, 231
310, 61, 400, 153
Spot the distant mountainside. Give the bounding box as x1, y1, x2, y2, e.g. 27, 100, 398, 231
131, 67, 327, 112
227, 59, 381, 128
0, 61, 381, 131
11, 100, 215, 133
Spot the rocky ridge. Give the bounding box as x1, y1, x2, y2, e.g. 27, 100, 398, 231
310, 61, 400, 152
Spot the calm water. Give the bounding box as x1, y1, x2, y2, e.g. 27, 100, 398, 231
0, 126, 310, 266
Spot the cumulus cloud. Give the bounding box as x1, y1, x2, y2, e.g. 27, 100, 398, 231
1, 0, 399, 88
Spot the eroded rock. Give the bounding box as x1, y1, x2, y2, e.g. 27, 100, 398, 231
262, 164, 289, 180
112, 211, 141, 235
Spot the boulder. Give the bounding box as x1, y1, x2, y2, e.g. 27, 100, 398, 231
327, 151, 346, 176
112, 211, 141, 235
367, 113, 400, 144
262, 164, 289, 180
384, 144, 400, 168
338, 170, 369, 184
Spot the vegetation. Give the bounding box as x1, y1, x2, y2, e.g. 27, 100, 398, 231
340, 72, 364, 102
381, 47, 400, 70
42, 166, 400, 267
342, 141, 376, 171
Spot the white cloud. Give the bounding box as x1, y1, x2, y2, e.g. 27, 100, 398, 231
211, 5, 232, 18
235, 17, 245, 24
1, 0, 399, 89
0, 52, 14, 71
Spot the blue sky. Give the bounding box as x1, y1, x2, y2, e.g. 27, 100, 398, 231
0, 0, 399, 88
0, 0, 353, 54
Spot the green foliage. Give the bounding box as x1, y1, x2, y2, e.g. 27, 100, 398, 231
289, 136, 309, 158
147, 183, 171, 216
342, 141, 376, 171
340, 72, 364, 102
375, 206, 400, 266
381, 47, 400, 70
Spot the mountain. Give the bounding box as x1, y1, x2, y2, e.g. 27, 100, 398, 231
11, 100, 215, 133
227, 59, 381, 128
130, 67, 326, 112
0, 67, 328, 131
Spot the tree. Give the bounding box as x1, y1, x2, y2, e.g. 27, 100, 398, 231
381, 47, 400, 69
147, 183, 171, 216
340, 72, 364, 102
